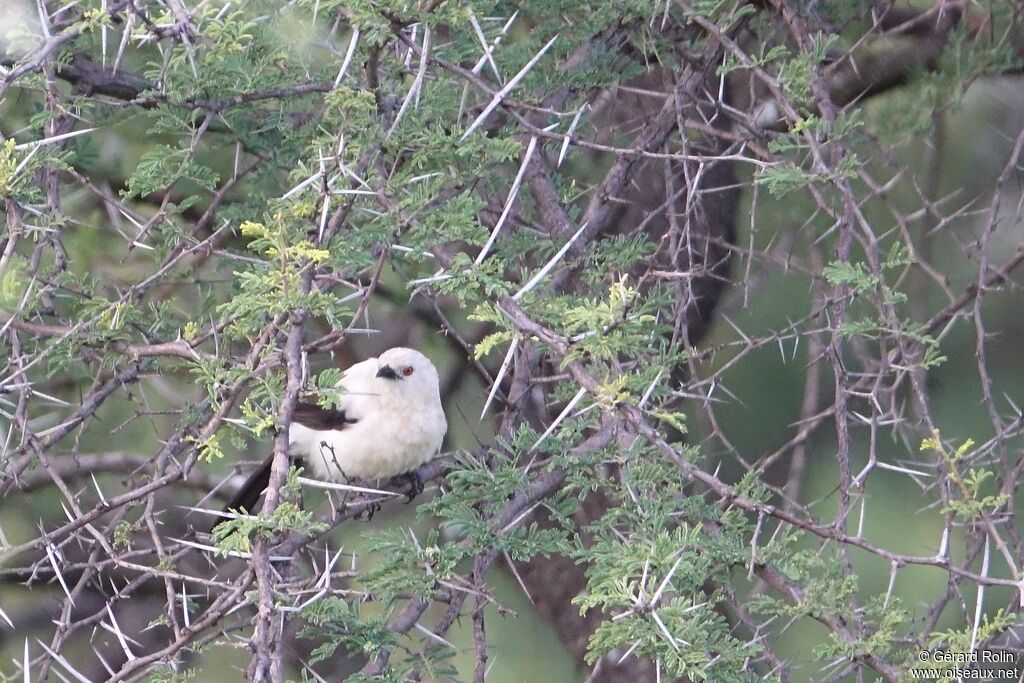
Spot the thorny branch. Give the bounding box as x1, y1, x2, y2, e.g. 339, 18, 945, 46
1, 1, 1023, 681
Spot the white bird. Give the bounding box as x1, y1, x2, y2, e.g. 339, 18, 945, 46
219, 347, 447, 521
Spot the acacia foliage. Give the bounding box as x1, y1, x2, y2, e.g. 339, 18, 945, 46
1, 1, 1023, 682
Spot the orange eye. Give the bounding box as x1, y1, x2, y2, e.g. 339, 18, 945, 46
402, 366, 414, 377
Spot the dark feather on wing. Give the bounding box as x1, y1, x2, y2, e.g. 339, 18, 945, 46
291, 401, 357, 430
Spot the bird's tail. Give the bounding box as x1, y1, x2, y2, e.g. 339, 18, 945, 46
211, 455, 273, 532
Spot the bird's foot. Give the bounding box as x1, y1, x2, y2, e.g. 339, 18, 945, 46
390, 470, 423, 503
360, 500, 382, 522
384, 472, 421, 502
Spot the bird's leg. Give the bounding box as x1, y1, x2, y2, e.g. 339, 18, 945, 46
354, 495, 382, 521
388, 470, 423, 503
408, 470, 424, 501
363, 500, 382, 521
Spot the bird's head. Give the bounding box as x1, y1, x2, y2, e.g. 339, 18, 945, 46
374, 347, 441, 401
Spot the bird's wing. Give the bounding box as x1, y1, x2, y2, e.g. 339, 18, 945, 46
335, 356, 381, 420
289, 356, 378, 428
290, 401, 356, 430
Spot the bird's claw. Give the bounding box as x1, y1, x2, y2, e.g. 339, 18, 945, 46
359, 501, 382, 522
401, 471, 423, 503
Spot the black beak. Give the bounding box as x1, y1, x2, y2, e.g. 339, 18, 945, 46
376, 365, 400, 380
